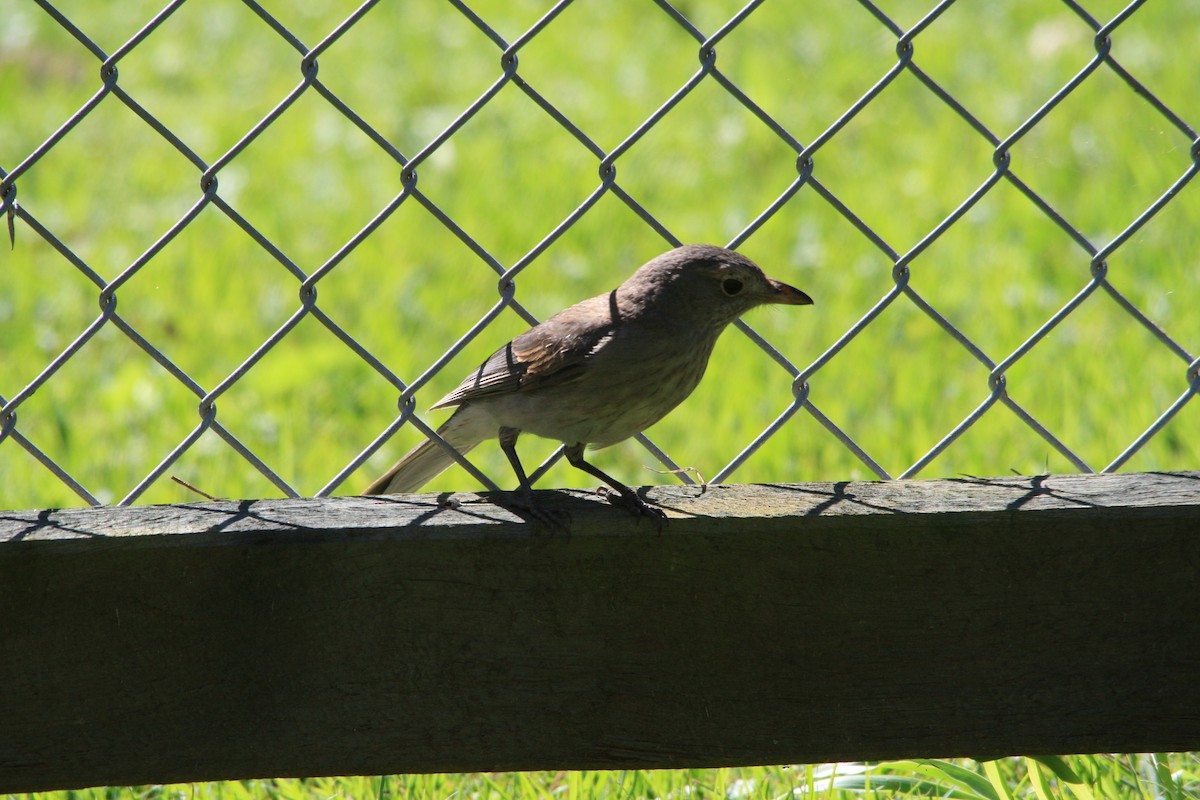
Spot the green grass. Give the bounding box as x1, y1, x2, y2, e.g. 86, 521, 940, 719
6, 756, 1200, 800
3, 1, 1200, 797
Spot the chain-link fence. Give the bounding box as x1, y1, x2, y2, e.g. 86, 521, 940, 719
2, 0, 1198, 510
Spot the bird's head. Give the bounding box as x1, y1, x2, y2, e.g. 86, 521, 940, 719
624, 244, 812, 327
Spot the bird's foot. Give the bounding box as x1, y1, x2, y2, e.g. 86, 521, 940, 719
598, 486, 666, 529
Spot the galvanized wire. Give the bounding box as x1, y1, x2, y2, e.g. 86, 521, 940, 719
2, 0, 1197, 508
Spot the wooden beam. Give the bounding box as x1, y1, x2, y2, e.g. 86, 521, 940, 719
2, 471, 1199, 791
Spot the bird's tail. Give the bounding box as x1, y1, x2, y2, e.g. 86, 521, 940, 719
362, 406, 490, 495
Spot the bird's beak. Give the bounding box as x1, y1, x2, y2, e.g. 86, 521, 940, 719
767, 278, 813, 306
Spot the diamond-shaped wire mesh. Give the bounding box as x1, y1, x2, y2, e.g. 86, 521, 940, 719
2, 0, 1198, 509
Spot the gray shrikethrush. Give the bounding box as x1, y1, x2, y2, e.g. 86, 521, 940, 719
363, 244, 812, 517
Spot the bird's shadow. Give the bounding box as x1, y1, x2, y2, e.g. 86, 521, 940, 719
398, 486, 671, 534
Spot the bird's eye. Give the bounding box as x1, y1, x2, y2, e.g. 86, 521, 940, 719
722, 278, 744, 296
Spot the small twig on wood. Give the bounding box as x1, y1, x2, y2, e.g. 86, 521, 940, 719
171, 476, 221, 501
645, 464, 708, 488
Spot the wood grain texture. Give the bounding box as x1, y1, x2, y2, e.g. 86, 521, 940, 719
2, 471, 1199, 791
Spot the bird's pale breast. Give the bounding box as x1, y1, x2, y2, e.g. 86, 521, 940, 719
471, 321, 717, 448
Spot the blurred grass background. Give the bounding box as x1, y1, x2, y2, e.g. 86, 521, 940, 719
2, 0, 1197, 509
2, 0, 1199, 797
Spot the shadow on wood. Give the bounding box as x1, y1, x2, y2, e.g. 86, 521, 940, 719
2, 471, 1199, 791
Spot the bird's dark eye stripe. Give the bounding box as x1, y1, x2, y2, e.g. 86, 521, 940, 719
722, 278, 744, 295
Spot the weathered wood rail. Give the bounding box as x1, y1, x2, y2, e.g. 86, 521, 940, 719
2, 471, 1199, 792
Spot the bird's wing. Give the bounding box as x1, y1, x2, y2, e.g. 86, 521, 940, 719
431, 295, 616, 409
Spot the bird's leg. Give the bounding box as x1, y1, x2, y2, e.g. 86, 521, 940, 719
498, 426, 535, 505
563, 443, 666, 523
498, 426, 570, 530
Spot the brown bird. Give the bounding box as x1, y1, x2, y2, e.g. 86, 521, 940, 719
364, 244, 812, 517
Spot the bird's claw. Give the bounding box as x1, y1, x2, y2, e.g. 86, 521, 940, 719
598, 486, 666, 528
